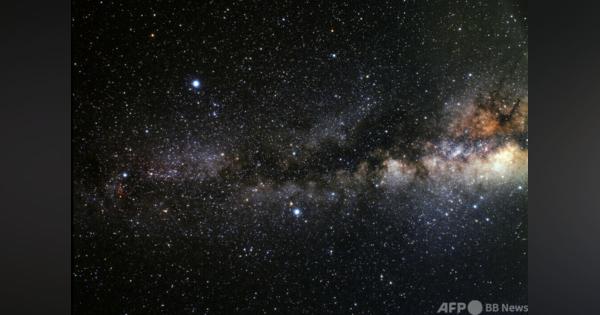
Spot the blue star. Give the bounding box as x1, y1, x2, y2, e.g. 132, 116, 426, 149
292, 207, 301, 217
192, 79, 201, 88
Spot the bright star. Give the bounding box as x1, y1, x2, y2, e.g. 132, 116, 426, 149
292, 207, 301, 217
192, 80, 200, 88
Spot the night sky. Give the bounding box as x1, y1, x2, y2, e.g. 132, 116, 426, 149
72, 1, 528, 314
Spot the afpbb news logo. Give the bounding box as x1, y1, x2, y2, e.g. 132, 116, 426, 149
437, 300, 528, 314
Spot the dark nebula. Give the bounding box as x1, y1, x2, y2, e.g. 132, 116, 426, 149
73, 1, 528, 314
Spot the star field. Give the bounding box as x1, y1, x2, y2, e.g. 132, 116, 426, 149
73, 1, 528, 314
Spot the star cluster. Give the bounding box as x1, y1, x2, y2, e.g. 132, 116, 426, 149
73, 1, 527, 314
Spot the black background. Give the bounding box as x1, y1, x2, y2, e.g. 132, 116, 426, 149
0, 0, 599, 314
